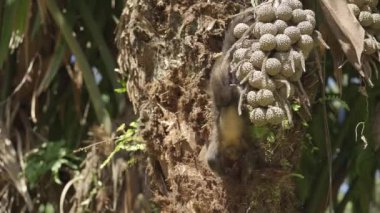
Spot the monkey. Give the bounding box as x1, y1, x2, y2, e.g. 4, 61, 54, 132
205, 11, 255, 176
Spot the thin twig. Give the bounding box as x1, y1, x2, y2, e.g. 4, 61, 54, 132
60, 176, 84, 213
238, 86, 247, 116
73, 138, 114, 153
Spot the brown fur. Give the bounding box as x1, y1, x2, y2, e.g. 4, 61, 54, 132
206, 11, 255, 176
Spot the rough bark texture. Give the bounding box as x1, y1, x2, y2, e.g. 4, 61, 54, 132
117, 0, 318, 212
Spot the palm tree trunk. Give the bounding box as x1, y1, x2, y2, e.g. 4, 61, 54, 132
116, 0, 318, 211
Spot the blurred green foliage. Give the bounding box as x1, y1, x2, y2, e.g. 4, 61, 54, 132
297, 64, 380, 213
100, 121, 145, 169
0, 0, 128, 210
25, 141, 81, 188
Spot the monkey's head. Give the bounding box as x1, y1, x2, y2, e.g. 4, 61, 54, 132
206, 104, 249, 176
217, 105, 246, 159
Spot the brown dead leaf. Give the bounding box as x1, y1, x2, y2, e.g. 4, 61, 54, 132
320, 0, 365, 71
0, 132, 33, 211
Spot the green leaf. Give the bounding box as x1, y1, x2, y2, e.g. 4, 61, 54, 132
291, 103, 301, 112
114, 87, 127, 93
101, 121, 144, 169
116, 123, 126, 133
24, 141, 80, 187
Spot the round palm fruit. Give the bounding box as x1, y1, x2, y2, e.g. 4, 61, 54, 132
259, 34, 277, 51
266, 106, 285, 125
260, 23, 278, 36
372, 14, 380, 30
283, 0, 303, 10
280, 61, 295, 78
275, 34, 292, 51
253, 22, 264, 38
250, 107, 267, 126
236, 67, 251, 81
284, 26, 302, 44
292, 9, 307, 24
245, 104, 254, 112
233, 48, 248, 61
359, 11, 373, 27
233, 23, 249, 38
348, 4, 360, 17
369, 0, 379, 8
256, 4, 276, 22
304, 9, 315, 18
364, 38, 377, 55
249, 71, 276, 90
256, 89, 275, 106
235, 41, 243, 49
265, 58, 282, 76
261, 76, 276, 91
241, 61, 254, 73
306, 15, 316, 28
249, 50, 266, 69
297, 21, 314, 35
242, 39, 254, 48
246, 91, 257, 106
292, 0, 303, 9
251, 42, 261, 51
297, 35, 314, 57
275, 4, 293, 21
274, 20, 288, 33
249, 71, 265, 89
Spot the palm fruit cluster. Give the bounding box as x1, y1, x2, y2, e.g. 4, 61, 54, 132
347, 0, 380, 55
230, 0, 316, 127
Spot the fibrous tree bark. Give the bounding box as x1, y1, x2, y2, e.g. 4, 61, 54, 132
117, 0, 319, 212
